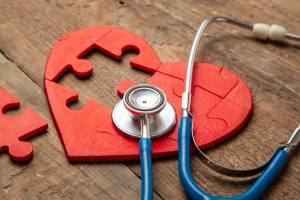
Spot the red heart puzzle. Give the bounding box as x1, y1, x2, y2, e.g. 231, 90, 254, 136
44, 26, 252, 162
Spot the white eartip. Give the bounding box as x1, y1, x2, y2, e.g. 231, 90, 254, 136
268, 24, 287, 41
253, 23, 270, 40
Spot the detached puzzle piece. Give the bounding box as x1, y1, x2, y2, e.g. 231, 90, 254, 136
0, 87, 48, 162
44, 26, 252, 162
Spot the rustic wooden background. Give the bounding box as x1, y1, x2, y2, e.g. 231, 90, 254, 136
0, 0, 299, 199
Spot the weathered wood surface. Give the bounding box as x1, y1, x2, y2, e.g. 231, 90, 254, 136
0, 0, 299, 199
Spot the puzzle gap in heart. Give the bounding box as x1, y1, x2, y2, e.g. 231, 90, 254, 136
57, 48, 151, 111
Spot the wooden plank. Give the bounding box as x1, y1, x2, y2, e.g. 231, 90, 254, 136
0, 0, 299, 199
0, 53, 163, 200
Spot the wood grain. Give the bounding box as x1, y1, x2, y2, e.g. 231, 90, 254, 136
0, 0, 299, 199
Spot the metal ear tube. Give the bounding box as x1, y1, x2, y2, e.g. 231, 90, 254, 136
284, 125, 300, 154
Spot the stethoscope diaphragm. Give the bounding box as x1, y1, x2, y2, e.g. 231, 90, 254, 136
112, 84, 176, 138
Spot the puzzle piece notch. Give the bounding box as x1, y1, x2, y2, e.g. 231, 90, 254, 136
0, 87, 48, 162
204, 98, 251, 146
95, 27, 161, 73
223, 80, 253, 110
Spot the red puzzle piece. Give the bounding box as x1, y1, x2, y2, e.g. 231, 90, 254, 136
45, 26, 112, 81
0, 87, 48, 162
44, 26, 252, 162
95, 28, 161, 73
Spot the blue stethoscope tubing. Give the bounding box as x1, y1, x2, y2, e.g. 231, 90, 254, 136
178, 16, 300, 200
138, 16, 300, 200
178, 117, 290, 200
140, 138, 153, 200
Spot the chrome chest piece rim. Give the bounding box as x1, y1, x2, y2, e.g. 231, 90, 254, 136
123, 84, 166, 116
112, 84, 176, 138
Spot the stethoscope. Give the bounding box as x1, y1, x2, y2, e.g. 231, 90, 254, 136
112, 16, 300, 200
179, 16, 300, 200
112, 84, 176, 200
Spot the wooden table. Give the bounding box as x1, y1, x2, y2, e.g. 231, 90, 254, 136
0, 0, 299, 199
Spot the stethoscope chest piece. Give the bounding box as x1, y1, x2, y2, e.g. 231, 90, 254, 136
112, 84, 176, 138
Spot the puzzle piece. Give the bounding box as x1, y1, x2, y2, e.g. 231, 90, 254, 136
45, 27, 112, 81
44, 26, 252, 161
0, 87, 48, 162
95, 28, 161, 73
